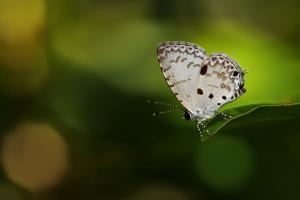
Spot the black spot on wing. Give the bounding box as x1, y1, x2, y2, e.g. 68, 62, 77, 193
200, 65, 208, 75
239, 83, 244, 89
197, 88, 203, 95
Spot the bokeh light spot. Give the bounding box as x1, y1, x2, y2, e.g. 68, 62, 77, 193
0, 0, 47, 96
195, 136, 253, 191
1, 122, 69, 192
0, 0, 45, 43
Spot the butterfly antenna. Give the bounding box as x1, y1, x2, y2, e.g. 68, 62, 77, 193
152, 108, 179, 117
243, 68, 250, 74
147, 99, 184, 110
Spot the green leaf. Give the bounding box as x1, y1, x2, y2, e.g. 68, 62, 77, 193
201, 103, 300, 142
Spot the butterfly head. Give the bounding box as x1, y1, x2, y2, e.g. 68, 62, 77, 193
183, 108, 215, 122
183, 110, 191, 120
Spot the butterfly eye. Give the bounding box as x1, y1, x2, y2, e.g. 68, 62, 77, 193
183, 110, 191, 120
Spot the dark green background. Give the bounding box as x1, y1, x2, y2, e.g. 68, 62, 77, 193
0, 0, 300, 199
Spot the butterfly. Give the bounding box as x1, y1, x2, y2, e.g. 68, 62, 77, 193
156, 41, 246, 134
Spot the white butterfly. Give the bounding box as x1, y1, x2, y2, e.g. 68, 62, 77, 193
157, 41, 246, 133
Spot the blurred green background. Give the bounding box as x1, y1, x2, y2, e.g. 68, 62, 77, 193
0, 0, 300, 199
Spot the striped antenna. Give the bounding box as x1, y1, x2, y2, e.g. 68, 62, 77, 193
243, 68, 250, 74
152, 108, 179, 117
146, 99, 184, 110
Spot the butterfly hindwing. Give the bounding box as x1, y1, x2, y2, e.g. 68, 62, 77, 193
192, 53, 246, 117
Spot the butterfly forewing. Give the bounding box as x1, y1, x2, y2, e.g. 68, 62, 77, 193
157, 41, 207, 114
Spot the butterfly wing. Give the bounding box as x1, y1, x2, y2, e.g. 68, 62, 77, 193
157, 42, 246, 119
192, 53, 246, 117
157, 41, 207, 114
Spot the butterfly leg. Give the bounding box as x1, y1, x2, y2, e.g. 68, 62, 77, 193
197, 120, 209, 135
220, 112, 232, 121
